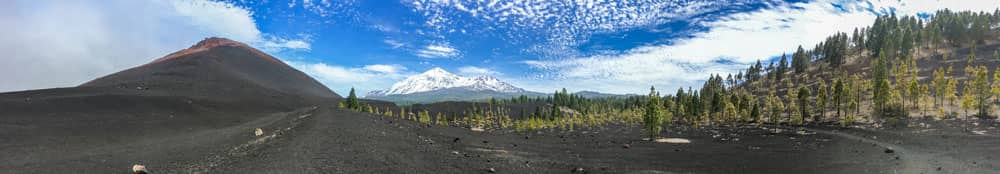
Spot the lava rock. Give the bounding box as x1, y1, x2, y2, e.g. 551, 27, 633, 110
132, 164, 148, 174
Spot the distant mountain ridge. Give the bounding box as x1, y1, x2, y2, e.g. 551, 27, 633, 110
366, 67, 524, 96
365, 68, 634, 104
365, 68, 540, 103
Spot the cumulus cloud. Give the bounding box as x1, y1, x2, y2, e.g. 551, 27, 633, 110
286, 61, 412, 96
0, 0, 309, 92
458, 66, 501, 76
521, 0, 1000, 94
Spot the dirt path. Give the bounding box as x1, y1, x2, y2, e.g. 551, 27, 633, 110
804, 126, 1000, 173
208, 108, 902, 173
803, 128, 923, 174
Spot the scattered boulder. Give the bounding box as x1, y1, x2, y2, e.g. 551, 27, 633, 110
572, 167, 585, 173
453, 138, 461, 143
487, 167, 496, 173
451, 151, 460, 155
132, 164, 148, 174
884, 147, 894, 153
622, 144, 631, 149
654, 138, 691, 144
254, 128, 264, 137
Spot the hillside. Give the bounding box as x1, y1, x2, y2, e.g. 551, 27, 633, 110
677, 10, 1000, 126
0, 37, 339, 173
81, 37, 340, 101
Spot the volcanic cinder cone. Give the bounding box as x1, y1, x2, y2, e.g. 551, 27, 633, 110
81, 37, 341, 101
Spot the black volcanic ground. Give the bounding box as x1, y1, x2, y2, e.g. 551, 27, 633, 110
1, 38, 998, 173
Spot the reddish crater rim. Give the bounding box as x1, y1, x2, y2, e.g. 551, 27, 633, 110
148, 37, 283, 65
189, 37, 246, 49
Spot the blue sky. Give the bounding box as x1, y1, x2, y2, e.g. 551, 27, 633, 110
3, 0, 999, 95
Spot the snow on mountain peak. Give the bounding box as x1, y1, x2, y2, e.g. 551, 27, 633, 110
367, 67, 524, 96
424, 67, 450, 75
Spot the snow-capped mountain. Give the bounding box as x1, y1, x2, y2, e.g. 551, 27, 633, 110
367, 67, 525, 96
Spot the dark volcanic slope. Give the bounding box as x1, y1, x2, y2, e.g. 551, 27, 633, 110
81, 37, 340, 100
0, 37, 339, 173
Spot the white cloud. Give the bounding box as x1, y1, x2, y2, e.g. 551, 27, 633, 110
285, 61, 412, 96
523, 50, 745, 94
865, 0, 1000, 16
521, 0, 1000, 94
0, 0, 309, 92
416, 44, 459, 58
663, 0, 876, 64
296, 0, 357, 17
408, 0, 733, 56
258, 37, 312, 52
383, 39, 406, 49
458, 66, 501, 76
363, 64, 407, 74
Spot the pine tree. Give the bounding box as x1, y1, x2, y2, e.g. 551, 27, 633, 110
797, 86, 812, 123
872, 51, 892, 116
346, 87, 360, 111
969, 42, 978, 64
994, 50, 999, 61
817, 80, 829, 121
921, 84, 931, 117
992, 67, 1000, 105
770, 95, 784, 125
418, 110, 431, 124
970, 66, 991, 117
961, 82, 976, 119
946, 77, 959, 114
833, 77, 846, 120
777, 54, 788, 81
786, 84, 799, 125
643, 86, 665, 140
849, 74, 862, 119
792, 45, 809, 73
932, 68, 947, 110
908, 79, 920, 112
